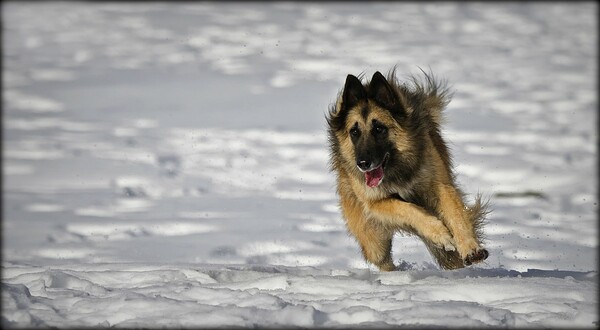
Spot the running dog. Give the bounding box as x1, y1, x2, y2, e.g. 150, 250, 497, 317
326, 69, 489, 270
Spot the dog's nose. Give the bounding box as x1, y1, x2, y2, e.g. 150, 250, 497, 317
357, 159, 371, 171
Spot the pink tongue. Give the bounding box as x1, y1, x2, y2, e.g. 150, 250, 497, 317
365, 166, 384, 188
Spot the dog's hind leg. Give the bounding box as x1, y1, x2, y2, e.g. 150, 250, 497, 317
435, 183, 489, 266
340, 194, 396, 271
423, 240, 465, 270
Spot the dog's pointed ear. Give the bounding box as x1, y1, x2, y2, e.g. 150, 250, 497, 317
369, 71, 400, 111
341, 74, 366, 110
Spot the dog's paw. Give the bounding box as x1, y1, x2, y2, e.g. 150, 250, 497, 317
427, 220, 457, 252
434, 235, 456, 252
463, 248, 489, 266
443, 240, 456, 252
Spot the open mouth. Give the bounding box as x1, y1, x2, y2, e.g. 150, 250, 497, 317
363, 153, 389, 188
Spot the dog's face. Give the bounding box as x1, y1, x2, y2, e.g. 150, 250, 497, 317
329, 72, 416, 188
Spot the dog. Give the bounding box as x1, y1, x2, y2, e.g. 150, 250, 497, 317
326, 68, 489, 271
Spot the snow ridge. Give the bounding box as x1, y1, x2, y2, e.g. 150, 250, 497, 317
2, 263, 597, 328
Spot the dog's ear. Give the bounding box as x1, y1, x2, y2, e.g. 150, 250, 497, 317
369, 71, 400, 111
341, 74, 366, 110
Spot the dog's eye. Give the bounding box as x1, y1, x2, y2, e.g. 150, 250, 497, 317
374, 125, 387, 134
350, 127, 360, 137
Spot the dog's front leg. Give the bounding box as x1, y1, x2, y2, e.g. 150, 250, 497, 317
340, 193, 396, 272
366, 198, 456, 252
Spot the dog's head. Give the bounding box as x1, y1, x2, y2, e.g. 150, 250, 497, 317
328, 71, 420, 188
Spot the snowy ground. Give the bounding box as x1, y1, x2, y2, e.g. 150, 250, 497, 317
2, 2, 598, 328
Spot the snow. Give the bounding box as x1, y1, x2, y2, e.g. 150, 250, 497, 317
2, 2, 598, 328
2, 263, 597, 328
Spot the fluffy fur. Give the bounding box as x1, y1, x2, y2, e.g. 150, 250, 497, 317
326, 68, 489, 271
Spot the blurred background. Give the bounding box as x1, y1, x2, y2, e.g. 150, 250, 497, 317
2, 2, 597, 271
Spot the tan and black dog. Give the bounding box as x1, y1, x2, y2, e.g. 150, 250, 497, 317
326, 69, 489, 271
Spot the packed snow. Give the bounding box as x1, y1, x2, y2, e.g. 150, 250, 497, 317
3, 263, 597, 328
2, 2, 597, 328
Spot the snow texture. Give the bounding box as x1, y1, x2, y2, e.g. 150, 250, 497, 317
3, 263, 597, 328
2, 2, 598, 328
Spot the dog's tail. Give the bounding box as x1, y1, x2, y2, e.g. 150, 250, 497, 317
467, 193, 490, 246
